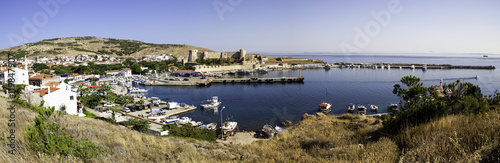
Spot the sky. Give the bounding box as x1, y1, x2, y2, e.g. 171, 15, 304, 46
1, 0, 500, 54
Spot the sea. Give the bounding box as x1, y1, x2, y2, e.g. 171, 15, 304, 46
136, 53, 500, 131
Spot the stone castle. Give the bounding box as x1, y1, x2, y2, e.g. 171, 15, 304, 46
188, 49, 246, 62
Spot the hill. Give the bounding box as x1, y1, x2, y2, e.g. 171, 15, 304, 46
0, 36, 214, 59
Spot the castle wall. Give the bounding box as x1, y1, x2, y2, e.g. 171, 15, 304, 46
193, 64, 258, 72
188, 49, 247, 62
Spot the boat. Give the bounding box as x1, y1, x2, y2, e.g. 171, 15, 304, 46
318, 88, 332, 113
236, 69, 250, 75
128, 87, 148, 94
200, 96, 221, 109
324, 65, 331, 70
164, 117, 180, 123
347, 103, 355, 113
370, 105, 378, 111
199, 122, 217, 130
389, 104, 399, 112
175, 117, 192, 125
483, 55, 488, 57
357, 105, 367, 115
221, 121, 238, 131
257, 69, 268, 74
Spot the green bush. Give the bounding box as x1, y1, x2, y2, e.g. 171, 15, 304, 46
24, 107, 104, 160
125, 118, 151, 133
162, 124, 216, 142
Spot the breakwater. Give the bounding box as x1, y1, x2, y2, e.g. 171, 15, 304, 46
331, 62, 495, 69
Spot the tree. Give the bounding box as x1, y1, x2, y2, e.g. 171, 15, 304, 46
31, 63, 50, 72
392, 75, 429, 110
125, 118, 150, 133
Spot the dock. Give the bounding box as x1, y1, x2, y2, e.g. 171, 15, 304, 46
141, 77, 305, 86
331, 62, 495, 69
211, 77, 304, 84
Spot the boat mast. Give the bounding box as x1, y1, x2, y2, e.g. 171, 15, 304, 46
325, 88, 328, 102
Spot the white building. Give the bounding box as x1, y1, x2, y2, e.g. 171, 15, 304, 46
120, 68, 132, 77
37, 82, 83, 117
1, 68, 29, 85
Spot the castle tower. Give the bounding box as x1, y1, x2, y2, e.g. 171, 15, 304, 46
189, 49, 198, 62
239, 49, 246, 61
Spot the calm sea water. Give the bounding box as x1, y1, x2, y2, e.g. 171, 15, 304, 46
137, 54, 500, 131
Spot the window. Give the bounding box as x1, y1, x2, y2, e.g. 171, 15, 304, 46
70, 96, 74, 100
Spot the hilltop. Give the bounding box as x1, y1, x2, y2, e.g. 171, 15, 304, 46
0, 36, 214, 59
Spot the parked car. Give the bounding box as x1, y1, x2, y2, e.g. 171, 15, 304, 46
121, 108, 131, 113
183, 78, 190, 81
103, 103, 115, 107
130, 108, 136, 112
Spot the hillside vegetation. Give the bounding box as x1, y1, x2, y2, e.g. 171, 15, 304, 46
0, 76, 499, 162
0, 37, 214, 59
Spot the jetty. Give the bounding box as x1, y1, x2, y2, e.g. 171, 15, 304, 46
330, 62, 495, 69
141, 77, 305, 86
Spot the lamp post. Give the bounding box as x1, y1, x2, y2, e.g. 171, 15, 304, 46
220, 106, 225, 140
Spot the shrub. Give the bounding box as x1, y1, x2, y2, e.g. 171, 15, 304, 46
162, 124, 216, 142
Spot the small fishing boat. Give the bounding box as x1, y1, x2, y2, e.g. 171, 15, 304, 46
318, 88, 332, 113
370, 105, 378, 111
175, 117, 192, 125
389, 104, 399, 112
201, 96, 221, 109
324, 65, 331, 70
236, 69, 250, 75
199, 122, 217, 130
257, 68, 268, 74
357, 105, 367, 115
164, 117, 180, 123
221, 121, 238, 131
347, 103, 355, 113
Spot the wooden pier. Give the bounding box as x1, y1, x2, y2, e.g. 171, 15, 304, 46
331, 63, 495, 69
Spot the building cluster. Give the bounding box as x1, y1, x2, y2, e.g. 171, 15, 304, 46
0, 56, 137, 117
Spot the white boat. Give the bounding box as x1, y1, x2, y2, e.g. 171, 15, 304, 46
221, 121, 238, 131
347, 103, 355, 113
201, 96, 221, 109
318, 88, 332, 113
370, 105, 378, 111
389, 104, 399, 112
164, 118, 180, 123
175, 117, 192, 125
129, 87, 148, 94
357, 105, 367, 115
199, 122, 217, 130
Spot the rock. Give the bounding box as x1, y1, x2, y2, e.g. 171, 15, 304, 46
113, 146, 126, 154
315, 112, 326, 117
301, 113, 314, 121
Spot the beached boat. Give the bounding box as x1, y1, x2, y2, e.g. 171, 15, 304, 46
318, 88, 332, 113
221, 121, 238, 131
347, 103, 355, 113
357, 105, 367, 115
201, 96, 221, 109
199, 122, 217, 130
175, 117, 192, 125
370, 105, 378, 111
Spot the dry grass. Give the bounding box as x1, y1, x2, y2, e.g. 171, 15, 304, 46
237, 114, 400, 162
1, 96, 498, 162
397, 110, 500, 162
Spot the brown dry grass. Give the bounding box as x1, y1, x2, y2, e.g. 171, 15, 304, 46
237, 114, 400, 162
1, 96, 498, 162
397, 110, 500, 162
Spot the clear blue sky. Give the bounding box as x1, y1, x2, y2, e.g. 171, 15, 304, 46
1, 0, 499, 54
